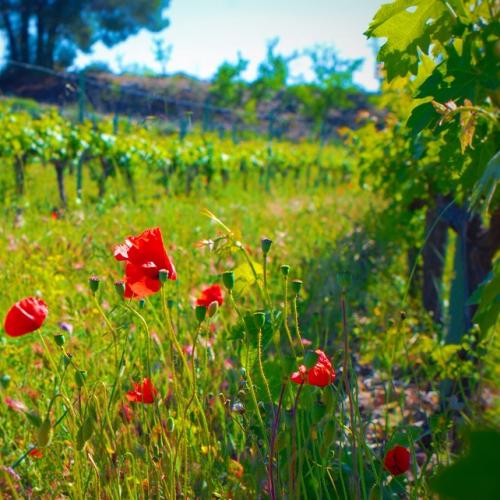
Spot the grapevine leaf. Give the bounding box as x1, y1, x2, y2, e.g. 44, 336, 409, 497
365, 0, 450, 80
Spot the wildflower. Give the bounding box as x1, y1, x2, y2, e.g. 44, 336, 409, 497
196, 284, 224, 308
58, 322, 73, 334
114, 227, 176, 299
4, 297, 48, 337
29, 448, 43, 459
384, 445, 410, 475
1, 466, 20, 482
5, 397, 28, 413
290, 349, 335, 387
126, 378, 157, 404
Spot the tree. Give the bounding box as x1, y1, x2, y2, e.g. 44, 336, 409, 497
209, 53, 248, 108
252, 38, 296, 101
289, 45, 362, 131
0, 0, 170, 68
152, 36, 172, 75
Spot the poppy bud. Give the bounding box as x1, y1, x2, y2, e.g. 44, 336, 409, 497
261, 238, 272, 254
292, 279, 303, 295
75, 370, 87, 388
304, 350, 319, 369
253, 312, 266, 330
53, 334, 65, 347
89, 276, 100, 293
207, 300, 218, 318
158, 269, 169, 283
114, 280, 125, 299
280, 265, 290, 276
37, 418, 52, 447
63, 354, 72, 366
195, 305, 207, 323
167, 417, 175, 432
240, 367, 246, 378
1, 374, 11, 388
139, 299, 146, 309
222, 271, 235, 291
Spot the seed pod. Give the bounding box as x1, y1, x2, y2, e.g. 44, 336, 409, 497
75, 370, 87, 388
280, 265, 290, 277
0, 374, 11, 389
195, 305, 207, 323
53, 334, 65, 347
37, 418, 52, 448
261, 238, 272, 254
291, 279, 303, 295
88, 276, 100, 293
76, 416, 94, 451
158, 269, 169, 283
207, 300, 218, 318
222, 271, 235, 291
114, 280, 126, 299
253, 312, 266, 329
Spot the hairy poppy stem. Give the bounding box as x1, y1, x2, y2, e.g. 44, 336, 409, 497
341, 294, 361, 500
269, 382, 286, 500
258, 326, 274, 412
290, 381, 304, 497
282, 276, 297, 358
229, 292, 267, 437
173, 322, 203, 485
292, 295, 305, 355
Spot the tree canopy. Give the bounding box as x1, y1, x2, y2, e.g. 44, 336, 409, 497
0, 0, 170, 68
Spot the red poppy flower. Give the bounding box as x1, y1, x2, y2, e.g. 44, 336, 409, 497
29, 448, 43, 459
114, 227, 176, 299
196, 284, 224, 308
290, 349, 335, 387
384, 445, 410, 475
4, 297, 48, 337
126, 378, 157, 404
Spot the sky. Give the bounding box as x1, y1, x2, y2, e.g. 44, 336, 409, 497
1, 0, 386, 91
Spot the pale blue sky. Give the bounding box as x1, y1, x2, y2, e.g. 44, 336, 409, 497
2, 0, 385, 90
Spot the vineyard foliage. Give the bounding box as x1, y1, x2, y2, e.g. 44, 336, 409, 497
0, 102, 344, 206
344, 0, 499, 341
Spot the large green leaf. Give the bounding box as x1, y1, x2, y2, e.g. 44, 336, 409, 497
365, 0, 450, 80
233, 260, 263, 295
430, 430, 500, 500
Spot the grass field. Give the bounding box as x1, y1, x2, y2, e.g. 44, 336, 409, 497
0, 104, 497, 499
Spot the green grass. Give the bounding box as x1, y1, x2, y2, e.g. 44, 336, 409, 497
0, 149, 496, 498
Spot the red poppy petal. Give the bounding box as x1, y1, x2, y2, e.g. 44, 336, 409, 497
4, 297, 48, 337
